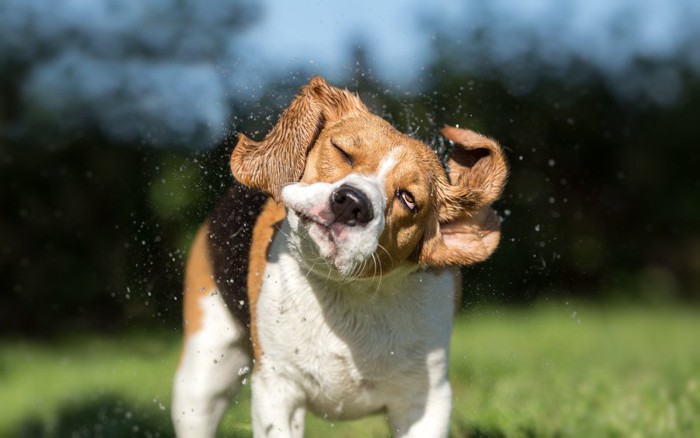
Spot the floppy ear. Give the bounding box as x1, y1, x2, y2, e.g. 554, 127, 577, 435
231, 76, 366, 201
419, 126, 508, 268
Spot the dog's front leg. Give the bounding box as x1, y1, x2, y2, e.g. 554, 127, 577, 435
251, 366, 306, 438
172, 291, 251, 438
387, 378, 452, 438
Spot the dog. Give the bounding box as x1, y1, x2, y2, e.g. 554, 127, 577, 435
171, 76, 507, 437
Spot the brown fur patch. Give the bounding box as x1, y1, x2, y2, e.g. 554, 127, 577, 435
248, 199, 287, 367
182, 223, 218, 338
231, 76, 367, 201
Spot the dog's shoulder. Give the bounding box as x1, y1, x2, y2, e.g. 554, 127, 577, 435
207, 184, 268, 325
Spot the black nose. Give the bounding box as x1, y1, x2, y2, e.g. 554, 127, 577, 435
330, 185, 374, 226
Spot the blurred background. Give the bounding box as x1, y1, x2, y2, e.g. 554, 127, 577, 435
2, 0, 698, 334
1, 0, 699, 435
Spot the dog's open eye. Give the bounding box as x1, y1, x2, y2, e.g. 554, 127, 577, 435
331, 140, 354, 166
397, 189, 418, 212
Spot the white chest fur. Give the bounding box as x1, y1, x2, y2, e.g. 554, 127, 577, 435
255, 223, 456, 422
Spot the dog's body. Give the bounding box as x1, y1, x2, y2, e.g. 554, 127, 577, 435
172, 77, 507, 437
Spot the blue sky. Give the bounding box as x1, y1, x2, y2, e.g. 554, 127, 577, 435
1, 0, 699, 148
235, 0, 457, 87
236, 0, 700, 92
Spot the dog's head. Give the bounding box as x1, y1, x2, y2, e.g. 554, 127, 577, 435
231, 76, 507, 278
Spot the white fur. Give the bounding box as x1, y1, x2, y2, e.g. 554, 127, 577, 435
376, 147, 399, 181
252, 224, 455, 437
172, 290, 251, 437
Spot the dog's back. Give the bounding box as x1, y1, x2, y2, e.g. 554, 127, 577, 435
173, 184, 268, 436
207, 184, 268, 327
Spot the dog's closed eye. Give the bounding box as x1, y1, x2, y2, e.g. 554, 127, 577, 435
331, 139, 354, 166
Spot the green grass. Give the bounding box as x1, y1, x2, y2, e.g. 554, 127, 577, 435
1, 305, 698, 437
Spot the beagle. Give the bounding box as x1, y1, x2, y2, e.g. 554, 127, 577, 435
172, 76, 508, 437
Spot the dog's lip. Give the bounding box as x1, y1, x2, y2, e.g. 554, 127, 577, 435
295, 209, 331, 228
294, 209, 335, 241
292, 209, 342, 261
291, 207, 378, 275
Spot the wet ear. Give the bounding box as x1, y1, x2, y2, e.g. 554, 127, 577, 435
438, 126, 508, 220
231, 76, 366, 200
419, 126, 508, 268
419, 206, 502, 267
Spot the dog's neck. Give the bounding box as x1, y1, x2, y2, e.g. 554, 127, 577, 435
278, 218, 422, 301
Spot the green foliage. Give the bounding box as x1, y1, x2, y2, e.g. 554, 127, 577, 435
449, 305, 700, 437
2, 56, 700, 333
0, 140, 233, 333
1, 306, 698, 437
0, 329, 178, 437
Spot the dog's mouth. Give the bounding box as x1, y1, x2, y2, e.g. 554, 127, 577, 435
282, 182, 385, 278
294, 211, 384, 279
295, 210, 339, 260
296, 210, 329, 231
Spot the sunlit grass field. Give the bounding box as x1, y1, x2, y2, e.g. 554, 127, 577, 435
1, 304, 698, 437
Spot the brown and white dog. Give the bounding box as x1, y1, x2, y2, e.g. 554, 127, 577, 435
171, 76, 507, 437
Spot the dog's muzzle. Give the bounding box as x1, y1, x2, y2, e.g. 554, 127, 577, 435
330, 185, 374, 226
